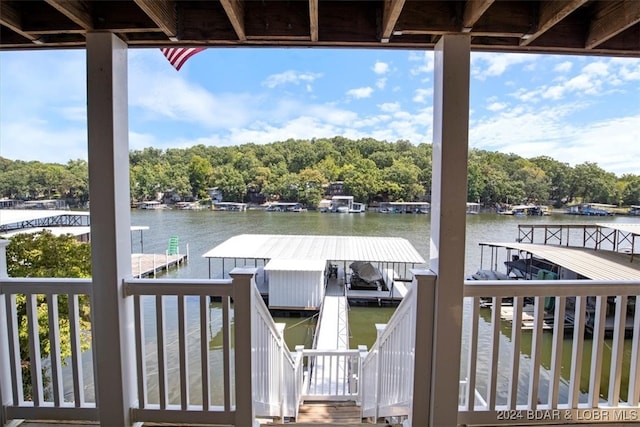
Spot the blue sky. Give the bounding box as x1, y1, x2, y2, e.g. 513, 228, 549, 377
1, 48, 639, 176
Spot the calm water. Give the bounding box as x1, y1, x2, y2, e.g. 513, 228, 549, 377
128, 209, 639, 405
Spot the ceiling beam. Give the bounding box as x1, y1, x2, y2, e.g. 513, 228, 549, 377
462, 0, 494, 31
219, 0, 246, 41
44, 0, 93, 30
134, 0, 177, 40
0, 2, 41, 43
309, 0, 318, 42
381, 0, 405, 42
520, 0, 588, 46
586, 0, 640, 49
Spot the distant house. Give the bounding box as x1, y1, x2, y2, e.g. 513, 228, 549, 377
207, 187, 223, 203
326, 181, 345, 196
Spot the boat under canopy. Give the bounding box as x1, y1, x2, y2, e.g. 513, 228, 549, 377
203, 234, 426, 281
478, 241, 640, 281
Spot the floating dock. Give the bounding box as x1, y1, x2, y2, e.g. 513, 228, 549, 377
131, 253, 187, 277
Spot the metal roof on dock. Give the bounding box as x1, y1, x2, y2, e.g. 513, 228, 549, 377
479, 242, 640, 281
596, 223, 640, 236
202, 234, 425, 264
0, 209, 89, 226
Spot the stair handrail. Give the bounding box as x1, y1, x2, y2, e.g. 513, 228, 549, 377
250, 280, 300, 420
360, 271, 436, 422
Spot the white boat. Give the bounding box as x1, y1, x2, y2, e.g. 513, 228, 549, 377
466, 202, 480, 214
137, 201, 166, 209
349, 202, 366, 213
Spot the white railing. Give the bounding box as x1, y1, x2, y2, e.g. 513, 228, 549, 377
125, 277, 237, 425
300, 348, 363, 401
460, 279, 640, 425
361, 271, 436, 422
125, 272, 300, 425
0, 278, 98, 423
0, 267, 300, 426
251, 283, 300, 419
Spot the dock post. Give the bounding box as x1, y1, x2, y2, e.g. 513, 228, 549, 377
230, 267, 258, 426
0, 240, 11, 426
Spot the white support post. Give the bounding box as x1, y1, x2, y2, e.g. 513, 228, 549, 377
410, 270, 437, 426
0, 240, 11, 426
230, 267, 258, 427
374, 323, 386, 422
429, 34, 470, 427
86, 32, 136, 426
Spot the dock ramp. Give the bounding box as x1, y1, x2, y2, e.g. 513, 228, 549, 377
307, 295, 350, 396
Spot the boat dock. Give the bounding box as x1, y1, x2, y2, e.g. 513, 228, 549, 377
131, 253, 187, 277
477, 222, 640, 335
308, 295, 351, 394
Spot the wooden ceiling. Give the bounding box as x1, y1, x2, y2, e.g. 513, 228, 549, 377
1, 0, 639, 57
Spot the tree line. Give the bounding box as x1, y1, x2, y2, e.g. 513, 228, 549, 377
1, 137, 639, 208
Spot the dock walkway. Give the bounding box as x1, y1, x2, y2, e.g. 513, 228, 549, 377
131, 253, 187, 277
309, 294, 350, 395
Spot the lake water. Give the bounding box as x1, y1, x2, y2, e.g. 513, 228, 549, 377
129, 209, 639, 406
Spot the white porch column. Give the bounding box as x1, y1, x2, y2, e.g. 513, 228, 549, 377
230, 268, 257, 426
429, 35, 470, 427
86, 32, 136, 426
0, 240, 11, 426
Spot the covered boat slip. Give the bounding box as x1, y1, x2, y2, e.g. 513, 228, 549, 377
203, 234, 425, 278
476, 241, 640, 335
0, 209, 90, 232
517, 222, 640, 261
203, 234, 425, 308
478, 242, 640, 281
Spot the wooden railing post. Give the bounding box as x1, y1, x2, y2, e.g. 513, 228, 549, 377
0, 240, 10, 426
230, 267, 258, 427
410, 270, 437, 427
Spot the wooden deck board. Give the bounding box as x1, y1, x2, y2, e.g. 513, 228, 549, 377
131, 253, 187, 277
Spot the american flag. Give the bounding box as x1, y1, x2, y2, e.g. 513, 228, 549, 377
161, 47, 206, 71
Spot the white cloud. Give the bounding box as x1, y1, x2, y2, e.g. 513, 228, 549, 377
413, 88, 432, 104
379, 102, 400, 113
471, 52, 538, 80
373, 61, 389, 74
486, 102, 507, 112
409, 51, 434, 75
129, 72, 257, 129
554, 61, 573, 73
346, 87, 374, 99
1, 120, 87, 162
376, 78, 387, 89
262, 70, 322, 88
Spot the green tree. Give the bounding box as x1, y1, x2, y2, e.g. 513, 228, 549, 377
342, 159, 382, 203
569, 162, 617, 204
6, 232, 92, 399
297, 168, 328, 208
621, 174, 640, 206
381, 158, 424, 201
188, 155, 213, 199
512, 160, 550, 203
530, 156, 572, 205
210, 165, 247, 202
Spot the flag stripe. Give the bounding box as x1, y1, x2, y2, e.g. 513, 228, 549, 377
161, 47, 206, 71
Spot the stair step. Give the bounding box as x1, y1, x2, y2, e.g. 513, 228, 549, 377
296, 402, 361, 424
